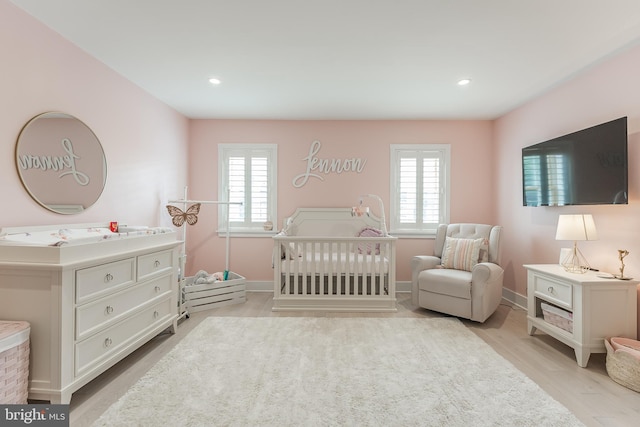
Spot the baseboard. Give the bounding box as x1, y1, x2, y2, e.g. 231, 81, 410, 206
395, 281, 411, 293
245, 281, 276, 292
502, 287, 527, 310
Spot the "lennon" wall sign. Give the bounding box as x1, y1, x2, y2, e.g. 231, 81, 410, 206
292, 140, 367, 188
17, 138, 90, 186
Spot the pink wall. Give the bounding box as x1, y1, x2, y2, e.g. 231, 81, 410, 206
495, 43, 640, 334
186, 119, 495, 281
1, 1, 189, 228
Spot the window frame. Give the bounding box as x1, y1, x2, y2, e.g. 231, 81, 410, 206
389, 144, 450, 237
217, 143, 277, 236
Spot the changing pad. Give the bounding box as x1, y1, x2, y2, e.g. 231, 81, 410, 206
0, 226, 173, 247
0, 223, 178, 264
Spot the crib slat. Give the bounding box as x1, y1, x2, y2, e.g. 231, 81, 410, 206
345, 241, 350, 295
328, 241, 332, 295
377, 248, 381, 295
331, 243, 344, 295
326, 242, 330, 296
294, 240, 300, 295
284, 247, 291, 295
330, 241, 334, 296
367, 250, 373, 295
311, 242, 316, 294
358, 244, 363, 295
301, 241, 307, 295
276, 243, 282, 298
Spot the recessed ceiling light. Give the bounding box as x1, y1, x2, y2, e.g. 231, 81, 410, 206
457, 79, 471, 86
209, 77, 221, 85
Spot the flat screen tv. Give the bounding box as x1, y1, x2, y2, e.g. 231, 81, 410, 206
522, 117, 628, 206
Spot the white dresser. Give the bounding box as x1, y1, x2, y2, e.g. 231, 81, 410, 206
0, 224, 181, 403
524, 264, 638, 367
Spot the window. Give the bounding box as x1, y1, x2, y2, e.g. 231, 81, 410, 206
218, 144, 277, 234
390, 144, 450, 235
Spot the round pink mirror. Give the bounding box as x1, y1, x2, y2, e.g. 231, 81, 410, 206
15, 112, 107, 214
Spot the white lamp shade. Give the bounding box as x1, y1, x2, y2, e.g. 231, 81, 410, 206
555, 214, 598, 241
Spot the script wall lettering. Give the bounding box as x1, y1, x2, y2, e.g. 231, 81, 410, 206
292, 140, 367, 188
17, 138, 90, 186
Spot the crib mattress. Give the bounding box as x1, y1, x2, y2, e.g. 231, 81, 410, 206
281, 253, 390, 274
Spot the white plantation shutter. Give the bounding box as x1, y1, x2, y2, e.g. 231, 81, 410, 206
422, 157, 441, 223
250, 156, 269, 222
228, 156, 245, 222
399, 157, 417, 223
219, 144, 277, 233
390, 145, 450, 234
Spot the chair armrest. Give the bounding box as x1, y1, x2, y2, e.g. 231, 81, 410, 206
471, 262, 503, 285
411, 256, 441, 305
470, 262, 505, 322
411, 255, 441, 273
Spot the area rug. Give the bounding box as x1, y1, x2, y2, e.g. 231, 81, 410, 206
92, 317, 584, 426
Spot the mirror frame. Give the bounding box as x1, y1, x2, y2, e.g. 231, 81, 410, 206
15, 112, 107, 214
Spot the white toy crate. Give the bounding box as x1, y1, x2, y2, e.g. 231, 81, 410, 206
0, 321, 30, 404
183, 272, 246, 313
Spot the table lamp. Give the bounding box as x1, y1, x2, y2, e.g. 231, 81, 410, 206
555, 214, 598, 273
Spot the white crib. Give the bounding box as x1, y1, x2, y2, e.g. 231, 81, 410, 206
273, 208, 397, 312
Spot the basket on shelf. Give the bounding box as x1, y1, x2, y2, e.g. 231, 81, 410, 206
0, 321, 30, 404
604, 337, 640, 393
541, 302, 573, 333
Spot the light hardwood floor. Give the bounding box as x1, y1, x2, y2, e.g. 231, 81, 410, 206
68, 292, 640, 427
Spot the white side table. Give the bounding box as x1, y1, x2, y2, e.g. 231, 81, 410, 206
524, 264, 638, 367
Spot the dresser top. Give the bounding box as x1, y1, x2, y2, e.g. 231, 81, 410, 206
524, 263, 639, 286
0, 223, 179, 265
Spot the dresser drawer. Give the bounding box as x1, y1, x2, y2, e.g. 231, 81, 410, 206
137, 250, 173, 282
76, 258, 136, 303
75, 298, 173, 376
533, 273, 572, 309
76, 275, 172, 340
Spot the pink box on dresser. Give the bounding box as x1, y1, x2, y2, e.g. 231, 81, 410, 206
0, 321, 30, 404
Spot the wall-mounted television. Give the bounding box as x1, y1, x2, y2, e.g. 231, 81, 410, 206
522, 117, 628, 206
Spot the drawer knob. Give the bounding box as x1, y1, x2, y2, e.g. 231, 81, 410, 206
105, 305, 114, 314
548, 286, 554, 293
154, 285, 161, 293
154, 260, 161, 268
153, 310, 159, 319
105, 273, 114, 282
104, 337, 113, 348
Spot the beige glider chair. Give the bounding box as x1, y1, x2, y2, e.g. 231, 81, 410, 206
411, 223, 504, 323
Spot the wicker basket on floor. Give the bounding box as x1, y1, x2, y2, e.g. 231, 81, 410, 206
0, 321, 31, 404
605, 337, 640, 393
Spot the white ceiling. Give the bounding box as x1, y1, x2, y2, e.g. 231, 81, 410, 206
10, 0, 640, 120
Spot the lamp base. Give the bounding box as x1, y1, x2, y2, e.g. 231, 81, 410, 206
561, 244, 590, 274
